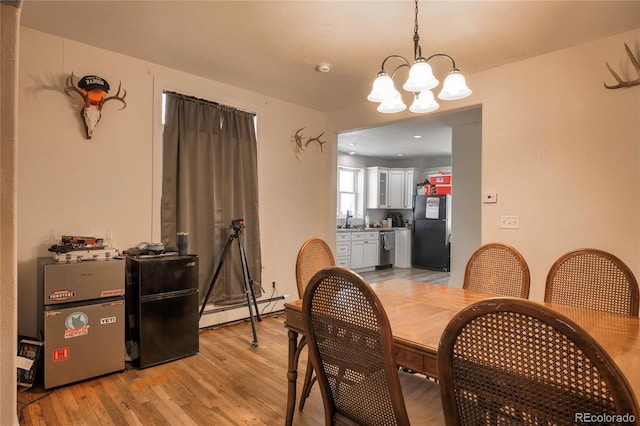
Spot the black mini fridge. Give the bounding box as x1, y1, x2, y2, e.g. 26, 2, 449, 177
412, 194, 451, 271
125, 255, 199, 368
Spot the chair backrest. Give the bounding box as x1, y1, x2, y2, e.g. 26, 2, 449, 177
295, 238, 335, 299
545, 248, 639, 316
463, 242, 531, 298
438, 298, 639, 426
302, 266, 411, 425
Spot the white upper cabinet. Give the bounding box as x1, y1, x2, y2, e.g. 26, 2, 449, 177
388, 169, 405, 209
368, 166, 421, 210
367, 167, 389, 208
404, 168, 419, 209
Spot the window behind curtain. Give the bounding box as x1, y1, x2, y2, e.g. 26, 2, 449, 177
161, 91, 262, 307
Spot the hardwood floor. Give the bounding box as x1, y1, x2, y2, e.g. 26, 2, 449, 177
359, 266, 450, 286
17, 267, 448, 425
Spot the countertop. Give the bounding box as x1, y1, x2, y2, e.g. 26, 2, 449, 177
337, 227, 411, 232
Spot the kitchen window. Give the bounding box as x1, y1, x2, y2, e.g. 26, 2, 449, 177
337, 166, 364, 218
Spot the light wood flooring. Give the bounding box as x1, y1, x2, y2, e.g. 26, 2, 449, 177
17, 267, 448, 425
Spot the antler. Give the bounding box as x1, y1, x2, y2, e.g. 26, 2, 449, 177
305, 131, 326, 153
100, 82, 127, 109
604, 43, 640, 89
64, 72, 88, 104
293, 127, 326, 160
294, 127, 306, 150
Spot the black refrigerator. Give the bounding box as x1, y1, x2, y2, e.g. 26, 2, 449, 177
125, 255, 199, 368
412, 194, 451, 271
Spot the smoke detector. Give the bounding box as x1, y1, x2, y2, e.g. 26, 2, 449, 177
315, 63, 331, 73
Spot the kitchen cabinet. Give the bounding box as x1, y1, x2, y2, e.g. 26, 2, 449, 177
388, 169, 405, 209
367, 166, 422, 210
404, 168, 420, 208
367, 167, 389, 208
350, 231, 379, 270
394, 229, 412, 268
335, 232, 351, 268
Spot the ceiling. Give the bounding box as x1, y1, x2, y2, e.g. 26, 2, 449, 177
337, 106, 481, 160
20, 1, 639, 159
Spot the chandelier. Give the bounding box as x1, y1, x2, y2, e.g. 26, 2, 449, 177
367, 0, 472, 114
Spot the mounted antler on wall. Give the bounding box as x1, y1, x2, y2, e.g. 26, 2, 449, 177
64, 73, 127, 139
604, 43, 640, 89
293, 127, 326, 161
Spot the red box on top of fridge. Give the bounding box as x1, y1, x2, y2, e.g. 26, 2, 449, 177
435, 184, 452, 195
430, 174, 451, 185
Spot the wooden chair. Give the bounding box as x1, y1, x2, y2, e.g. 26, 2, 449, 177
303, 266, 443, 425
438, 298, 639, 426
295, 238, 335, 411
463, 242, 530, 298
545, 248, 639, 316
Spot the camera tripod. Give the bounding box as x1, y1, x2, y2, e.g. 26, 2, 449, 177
199, 219, 261, 347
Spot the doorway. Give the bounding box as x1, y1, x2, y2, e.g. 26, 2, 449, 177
336, 106, 482, 286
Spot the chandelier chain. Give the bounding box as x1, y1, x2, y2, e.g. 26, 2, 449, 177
414, 0, 419, 36
413, 0, 422, 60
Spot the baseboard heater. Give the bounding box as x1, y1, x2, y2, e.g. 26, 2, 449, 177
200, 294, 286, 316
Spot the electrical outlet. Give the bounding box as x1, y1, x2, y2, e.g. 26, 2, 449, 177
500, 215, 520, 229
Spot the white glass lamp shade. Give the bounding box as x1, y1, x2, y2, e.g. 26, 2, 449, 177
438, 70, 472, 100
409, 90, 439, 113
377, 92, 406, 113
368, 73, 397, 102
403, 60, 438, 92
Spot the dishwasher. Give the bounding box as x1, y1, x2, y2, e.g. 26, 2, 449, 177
379, 230, 396, 267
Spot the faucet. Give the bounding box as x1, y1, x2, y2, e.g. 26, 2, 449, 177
346, 210, 353, 228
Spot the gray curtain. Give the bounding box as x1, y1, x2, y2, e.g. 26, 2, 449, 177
161, 92, 262, 306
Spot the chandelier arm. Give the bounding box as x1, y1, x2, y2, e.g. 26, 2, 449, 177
389, 63, 410, 79
380, 54, 411, 74
425, 53, 457, 69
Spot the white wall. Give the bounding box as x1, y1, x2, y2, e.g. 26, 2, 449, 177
450, 122, 482, 286
328, 29, 640, 300
17, 27, 331, 337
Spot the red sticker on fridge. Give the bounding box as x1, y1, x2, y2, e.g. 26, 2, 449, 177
53, 347, 69, 362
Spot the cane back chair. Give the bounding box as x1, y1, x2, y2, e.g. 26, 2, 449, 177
438, 298, 639, 426
303, 266, 442, 425
463, 242, 530, 298
295, 238, 336, 410
545, 248, 639, 316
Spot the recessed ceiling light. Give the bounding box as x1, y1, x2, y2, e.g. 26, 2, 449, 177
397, 153, 405, 157
347, 143, 355, 146
348, 151, 356, 155
413, 135, 422, 139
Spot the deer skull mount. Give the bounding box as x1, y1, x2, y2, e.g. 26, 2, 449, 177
64, 73, 127, 139
293, 127, 326, 161
604, 43, 640, 89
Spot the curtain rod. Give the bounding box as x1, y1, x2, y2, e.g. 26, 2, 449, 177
164, 90, 256, 116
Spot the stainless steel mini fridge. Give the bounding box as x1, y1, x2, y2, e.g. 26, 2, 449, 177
38, 257, 125, 389
125, 255, 199, 368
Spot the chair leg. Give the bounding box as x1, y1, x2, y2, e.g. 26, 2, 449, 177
298, 358, 316, 411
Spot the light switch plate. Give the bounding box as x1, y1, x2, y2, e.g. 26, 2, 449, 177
500, 215, 520, 229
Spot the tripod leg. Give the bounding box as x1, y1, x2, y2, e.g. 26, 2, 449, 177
199, 234, 235, 319
237, 237, 259, 347
238, 235, 262, 322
